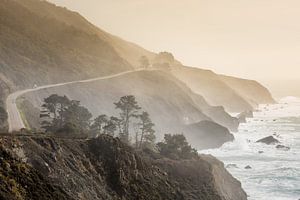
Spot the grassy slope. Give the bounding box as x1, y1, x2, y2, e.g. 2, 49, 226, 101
0, 0, 131, 91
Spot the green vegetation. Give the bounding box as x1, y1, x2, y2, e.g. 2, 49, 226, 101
114, 95, 141, 144
39, 94, 199, 157
138, 111, 155, 149
40, 94, 92, 134
157, 134, 198, 159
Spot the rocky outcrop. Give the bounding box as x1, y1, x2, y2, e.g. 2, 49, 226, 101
256, 136, 280, 145
244, 165, 252, 169
0, 140, 72, 200
184, 121, 234, 149
220, 75, 276, 108
153, 155, 247, 200
0, 134, 247, 200
276, 145, 290, 151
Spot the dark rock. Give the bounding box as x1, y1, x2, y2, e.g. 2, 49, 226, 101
153, 154, 248, 200
204, 106, 240, 132
184, 120, 234, 149
276, 145, 290, 151
244, 165, 252, 169
258, 151, 264, 154
0, 144, 72, 200
256, 136, 280, 145
226, 164, 239, 169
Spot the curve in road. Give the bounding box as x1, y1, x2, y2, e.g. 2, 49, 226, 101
6, 69, 145, 132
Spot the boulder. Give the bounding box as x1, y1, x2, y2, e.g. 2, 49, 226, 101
244, 165, 252, 169
226, 164, 239, 169
276, 145, 290, 151
256, 136, 280, 145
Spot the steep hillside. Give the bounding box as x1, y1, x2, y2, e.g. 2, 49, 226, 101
171, 66, 254, 113
15, 0, 156, 68
20, 70, 236, 149
0, 140, 72, 200
0, 0, 131, 93
0, 0, 273, 110
220, 75, 275, 107
0, 134, 247, 200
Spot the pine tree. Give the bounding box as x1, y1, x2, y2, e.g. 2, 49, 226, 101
138, 111, 156, 148
114, 95, 141, 144
90, 114, 108, 136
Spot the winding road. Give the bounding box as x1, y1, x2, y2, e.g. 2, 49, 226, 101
6, 69, 144, 132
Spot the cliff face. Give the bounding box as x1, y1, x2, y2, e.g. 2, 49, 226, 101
219, 75, 276, 107
0, 134, 247, 200
0, 139, 72, 200
171, 67, 253, 113
171, 66, 275, 113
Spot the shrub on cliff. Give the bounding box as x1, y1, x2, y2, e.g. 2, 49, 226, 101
157, 134, 198, 160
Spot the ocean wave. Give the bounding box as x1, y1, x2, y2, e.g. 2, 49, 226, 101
201, 97, 300, 200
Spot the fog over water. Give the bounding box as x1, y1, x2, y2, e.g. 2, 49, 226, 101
201, 96, 300, 200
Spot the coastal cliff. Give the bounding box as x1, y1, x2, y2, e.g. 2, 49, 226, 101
0, 134, 247, 200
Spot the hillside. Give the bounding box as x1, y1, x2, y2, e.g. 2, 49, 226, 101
20, 70, 235, 149
0, 134, 247, 200
0, 0, 274, 139
0, 0, 274, 109
220, 75, 276, 107
0, 0, 131, 95
171, 66, 254, 113
0, 142, 71, 200
14, 0, 156, 68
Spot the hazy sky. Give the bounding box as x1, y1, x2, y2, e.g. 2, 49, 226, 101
48, 0, 300, 96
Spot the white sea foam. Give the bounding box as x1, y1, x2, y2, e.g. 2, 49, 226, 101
200, 97, 300, 200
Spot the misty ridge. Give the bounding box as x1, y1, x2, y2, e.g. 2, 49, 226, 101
0, 0, 297, 200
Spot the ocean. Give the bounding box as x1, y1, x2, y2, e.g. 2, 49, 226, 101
201, 96, 300, 200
